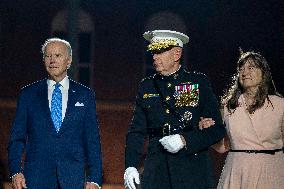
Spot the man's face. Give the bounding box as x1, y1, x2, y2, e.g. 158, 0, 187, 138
239, 58, 263, 90
44, 42, 71, 82
152, 47, 182, 76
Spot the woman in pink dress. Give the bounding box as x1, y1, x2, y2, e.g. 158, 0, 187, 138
200, 50, 284, 189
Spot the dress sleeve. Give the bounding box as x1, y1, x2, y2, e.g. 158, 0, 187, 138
281, 99, 284, 146
211, 107, 230, 153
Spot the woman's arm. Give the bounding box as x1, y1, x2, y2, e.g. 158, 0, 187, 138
281, 113, 284, 146
211, 135, 230, 153
198, 116, 230, 153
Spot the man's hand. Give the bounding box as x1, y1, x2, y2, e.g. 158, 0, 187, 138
159, 134, 185, 153
124, 167, 140, 189
85, 182, 100, 189
198, 117, 215, 130
12, 173, 27, 189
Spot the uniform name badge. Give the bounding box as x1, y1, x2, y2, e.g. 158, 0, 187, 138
174, 83, 199, 107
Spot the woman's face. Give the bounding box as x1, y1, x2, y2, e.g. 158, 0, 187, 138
239, 58, 263, 90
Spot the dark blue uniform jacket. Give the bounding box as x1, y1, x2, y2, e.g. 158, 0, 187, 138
125, 68, 226, 189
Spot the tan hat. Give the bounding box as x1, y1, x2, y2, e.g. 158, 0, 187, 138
143, 30, 189, 53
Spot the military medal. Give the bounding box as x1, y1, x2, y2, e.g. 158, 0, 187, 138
183, 111, 192, 123
174, 83, 199, 107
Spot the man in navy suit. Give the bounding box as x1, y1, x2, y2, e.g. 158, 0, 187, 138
8, 38, 102, 189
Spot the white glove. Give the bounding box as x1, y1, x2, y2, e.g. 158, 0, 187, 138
124, 167, 140, 189
159, 134, 185, 153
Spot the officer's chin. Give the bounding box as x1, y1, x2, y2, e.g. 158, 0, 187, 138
154, 67, 163, 74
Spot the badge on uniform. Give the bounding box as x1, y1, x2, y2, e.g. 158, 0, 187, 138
143, 93, 160, 98
174, 83, 199, 107
183, 111, 193, 123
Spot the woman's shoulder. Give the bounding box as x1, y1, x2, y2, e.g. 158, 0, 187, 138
268, 95, 284, 109
221, 103, 231, 118
268, 95, 284, 102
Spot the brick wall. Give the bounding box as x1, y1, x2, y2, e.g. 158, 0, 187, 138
0, 99, 226, 188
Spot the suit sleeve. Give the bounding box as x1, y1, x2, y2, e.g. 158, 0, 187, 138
125, 83, 147, 168
182, 75, 226, 154
8, 90, 28, 177
84, 91, 103, 185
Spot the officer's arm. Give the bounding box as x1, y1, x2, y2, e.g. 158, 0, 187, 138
197, 109, 230, 153
125, 84, 147, 168
181, 76, 226, 154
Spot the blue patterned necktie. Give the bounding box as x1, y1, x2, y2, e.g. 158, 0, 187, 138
51, 83, 62, 132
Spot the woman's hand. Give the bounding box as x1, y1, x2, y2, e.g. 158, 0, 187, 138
198, 117, 215, 130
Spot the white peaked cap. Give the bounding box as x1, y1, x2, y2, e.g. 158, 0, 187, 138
143, 30, 189, 48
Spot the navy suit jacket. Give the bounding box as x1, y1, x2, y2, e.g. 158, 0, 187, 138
8, 79, 102, 189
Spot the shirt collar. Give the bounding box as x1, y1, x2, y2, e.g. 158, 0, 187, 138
163, 65, 181, 77
47, 76, 69, 89
157, 65, 182, 80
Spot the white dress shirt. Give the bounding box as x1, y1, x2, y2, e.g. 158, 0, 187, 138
47, 76, 69, 121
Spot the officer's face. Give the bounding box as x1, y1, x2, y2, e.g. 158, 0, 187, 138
44, 42, 72, 82
153, 47, 182, 76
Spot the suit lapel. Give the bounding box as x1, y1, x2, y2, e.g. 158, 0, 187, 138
59, 80, 79, 134
36, 79, 56, 133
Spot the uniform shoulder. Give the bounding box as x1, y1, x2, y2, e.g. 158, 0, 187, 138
139, 75, 156, 87
140, 75, 155, 83
184, 70, 209, 83
187, 70, 208, 79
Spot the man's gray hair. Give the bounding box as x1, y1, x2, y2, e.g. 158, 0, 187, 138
41, 38, 72, 58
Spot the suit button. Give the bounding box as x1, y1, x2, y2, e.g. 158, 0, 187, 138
165, 109, 170, 114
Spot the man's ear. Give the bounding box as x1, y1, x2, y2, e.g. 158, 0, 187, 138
173, 47, 182, 62
67, 57, 72, 69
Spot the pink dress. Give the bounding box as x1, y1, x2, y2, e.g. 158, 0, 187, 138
218, 95, 284, 189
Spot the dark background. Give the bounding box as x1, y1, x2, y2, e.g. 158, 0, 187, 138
1, 0, 283, 99
0, 0, 283, 187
